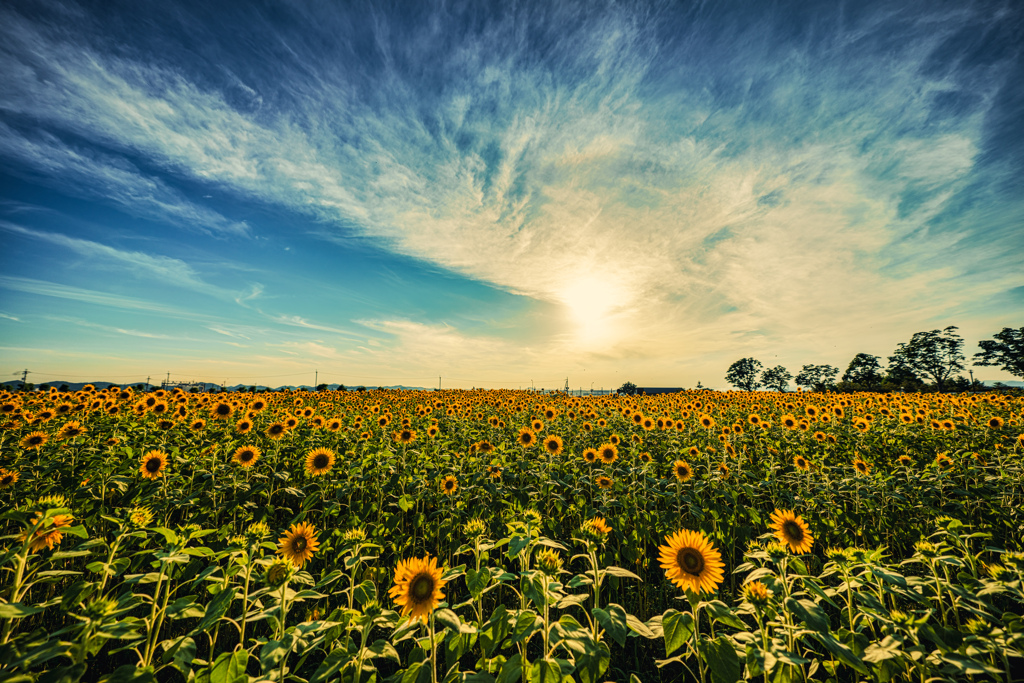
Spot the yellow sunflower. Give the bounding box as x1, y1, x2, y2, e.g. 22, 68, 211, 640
440, 475, 458, 495
57, 421, 86, 439
770, 509, 814, 554
22, 513, 74, 553
793, 455, 810, 471
0, 467, 19, 489
388, 555, 447, 623
305, 447, 335, 476
394, 428, 417, 444
672, 460, 693, 482
582, 447, 598, 464
277, 522, 320, 567
853, 458, 870, 475
19, 431, 48, 450
543, 435, 563, 456
139, 450, 168, 480
266, 422, 287, 440
232, 445, 261, 468
517, 428, 536, 447
596, 475, 613, 489
598, 443, 618, 464
658, 529, 725, 594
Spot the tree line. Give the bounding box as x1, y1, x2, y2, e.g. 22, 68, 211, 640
724, 325, 1023, 392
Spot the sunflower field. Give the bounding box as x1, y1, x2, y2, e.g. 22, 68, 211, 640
1, 386, 1023, 683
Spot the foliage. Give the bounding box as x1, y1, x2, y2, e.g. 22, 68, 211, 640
0, 385, 1022, 682
617, 382, 639, 396
974, 326, 1024, 378
842, 353, 883, 388
794, 364, 839, 392
760, 366, 792, 392
725, 358, 763, 391
889, 326, 965, 392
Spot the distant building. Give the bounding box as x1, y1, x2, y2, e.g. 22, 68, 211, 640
638, 387, 684, 395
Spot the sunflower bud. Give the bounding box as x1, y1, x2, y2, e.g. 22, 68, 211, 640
463, 518, 487, 539
742, 580, 771, 607
128, 507, 153, 528
83, 596, 118, 620
265, 560, 293, 587
765, 542, 788, 563
535, 548, 563, 575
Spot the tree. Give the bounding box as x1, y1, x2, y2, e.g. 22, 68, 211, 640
725, 358, 763, 391
337, 384, 347, 391
316, 383, 329, 392
889, 326, 965, 391
842, 353, 883, 387
794, 364, 839, 392
760, 365, 792, 392
618, 381, 639, 395
973, 326, 1024, 378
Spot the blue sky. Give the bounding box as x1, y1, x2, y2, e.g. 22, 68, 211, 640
1, 0, 1021, 389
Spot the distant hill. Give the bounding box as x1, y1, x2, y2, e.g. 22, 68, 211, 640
0, 380, 434, 392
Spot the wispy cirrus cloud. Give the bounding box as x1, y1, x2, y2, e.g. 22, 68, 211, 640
1, 0, 1021, 382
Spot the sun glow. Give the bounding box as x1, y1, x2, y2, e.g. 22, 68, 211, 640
558, 274, 631, 347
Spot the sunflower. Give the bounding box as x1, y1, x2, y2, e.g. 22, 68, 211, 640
22, 513, 74, 553
20, 431, 48, 450
0, 467, 19, 489
487, 465, 502, 479
305, 447, 335, 476
394, 428, 417, 444
440, 475, 458, 495
326, 419, 342, 432
748, 413, 762, 426
596, 475, 613, 489
898, 454, 913, 467
987, 417, 1004, 429
531, 419, 544, 432
699, 414, 715, 429
770, 509, 814, 554
609, 434, 622, 446
639, 451, 652, 464
793, 455, 810, 471
659, 529, 725, 594
233, 445, 261, 468
235, 418, 253, 434
139, 450, 168, 480
543, 435, 563, 456
266, 422, 287, 440
582, 448, 598, 464
276, 522, 320, 567
211, 402, 233, 419
388, 555, 447, 623
189, 419, 206, 431
853, 458, 870, 475
717, 462, 730, 479
935, 453, 953, 469
781, 414, 798, 430
427, 425, 439, 438
598, 443, 618, 464
687, 446, 700, 458
669, 460, 692, 482
517, 428, 536, 447
57, 421, 86, 439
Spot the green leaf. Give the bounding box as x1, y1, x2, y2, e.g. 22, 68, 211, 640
783, 597, 829, 633
602, 566, 642, 581
625, 613, 656, 639
702, 636, 741, 683
479, 605, 510, 656
812, 632, 868, 674
662, 609, 695, 656
507, 535, 530, 560
353, 579, 376, 607
0, 603, 44, 619
467, 567, 489, 600
309, 648, 351, 683
575, 639, 611, 683
191, 587, 236, 636
398, 495, 415, 512
196, 651, 248, 683
434, 608, 462, 634
508, 611, 542, 647
495, 653, 522, 683
705, 600, 745, 630
593, 603, 629, 647
160, 636, 197, 681
39, 663, 89, 683
529, 657, 561, 683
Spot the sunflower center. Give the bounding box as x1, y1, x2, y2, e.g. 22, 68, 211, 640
313, 454, 329, 469
292, 537, 307, 552
146, 458, 162, 473
677, 548, 705, 576
410, 574, 434, 602
783, 521, 803, 542
241, 451, 254, 462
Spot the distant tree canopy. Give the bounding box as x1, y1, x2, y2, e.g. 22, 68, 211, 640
725, 358, 763, 391
316, 383, 329, 392
794, 364, 839, 392
842, 353, 883, 387
617, 381, 639, 395
760, 365, 792, 392
889, 326, 965, 392
974, 326, 1024, 379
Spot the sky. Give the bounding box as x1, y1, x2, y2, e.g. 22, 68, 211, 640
0, 0, 1022, 390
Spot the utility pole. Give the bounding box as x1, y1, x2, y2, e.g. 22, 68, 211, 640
439, 376, 441, 390
315, 370, 318, 390
146, 376, 150, 390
